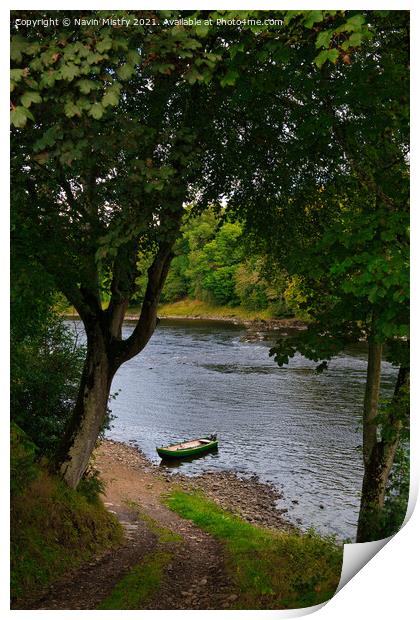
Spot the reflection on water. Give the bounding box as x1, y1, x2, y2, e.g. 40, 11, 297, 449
67, 318, 398, 540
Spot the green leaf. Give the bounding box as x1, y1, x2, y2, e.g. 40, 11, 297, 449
196, 23, 209, 38
76, 79, 99, 94
346, 14, 365, 29
33, 125, 63, 151
112, 37, 129, 52
64, 101, 82, 118
61, 63, 80, 81
11, 35, 27, 62
86, 51, 105, 65
96, 37, 113, 53
76, 97, 92, 111
315, 30, 333, 49
184, 66, 203, 85
220, 69, 239, 87
326, 49, 340, 64
88, 102, 104, 119
303, 10, 324, 28
39, 71, 57, 89
314, 50, 329, 68
11, 106, 34, 128
348, 32, 363, 48
20, 91, 42, 108
314, 48, 340, 68
10, 69, 26, 83
284, 10, 303, 26
117, 63, 134, 81
127, 49, 141, 65
102, 84, 121, 108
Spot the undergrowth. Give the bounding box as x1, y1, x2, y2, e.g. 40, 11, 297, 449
10, 424, 123, 607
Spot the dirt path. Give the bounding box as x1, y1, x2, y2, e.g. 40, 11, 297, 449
27, 440, 293, 610
28, 442, 240, 610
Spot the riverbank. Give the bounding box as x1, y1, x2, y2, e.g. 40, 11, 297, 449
100, 440, 295, 532
64, 299, 307, 330
23, 440, 343, 610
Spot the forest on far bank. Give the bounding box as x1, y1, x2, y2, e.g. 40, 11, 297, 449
128, 208, 305, 319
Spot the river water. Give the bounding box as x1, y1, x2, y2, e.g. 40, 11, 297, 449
68, 318, 398, 541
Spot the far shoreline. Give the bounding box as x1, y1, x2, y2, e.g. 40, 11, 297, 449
63, 309, 308, 331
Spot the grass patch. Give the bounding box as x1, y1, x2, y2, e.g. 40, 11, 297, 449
164, 490, 343, 610
63, 299, 296, 323
151, 299, 278, 321
11, 427, 123, 607
98, 550, 172, 609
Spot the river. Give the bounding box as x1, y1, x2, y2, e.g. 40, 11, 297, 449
68, 318, 398, 541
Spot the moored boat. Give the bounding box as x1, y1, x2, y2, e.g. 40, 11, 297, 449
156, 434, 218, 459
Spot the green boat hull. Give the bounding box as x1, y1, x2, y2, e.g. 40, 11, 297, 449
156, 439, 218, 460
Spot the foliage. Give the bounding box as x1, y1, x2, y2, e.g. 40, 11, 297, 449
11, 272, 86, 455
380, 443, 410, 537
133, 209, 292, 315
223, 9, 409, 542
10, 9, 380, 130
10, 423, 39, 496
77, 465, 107, 505
10, 428, 123, 606
165, 490, 343, 609
160, 254, 190, 303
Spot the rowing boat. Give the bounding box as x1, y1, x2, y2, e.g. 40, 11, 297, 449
156, 434, 218, 459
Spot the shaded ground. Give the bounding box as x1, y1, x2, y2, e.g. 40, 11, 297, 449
26, 440, 294, 610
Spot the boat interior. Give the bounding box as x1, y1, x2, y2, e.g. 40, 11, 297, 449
164, 438, 213, 451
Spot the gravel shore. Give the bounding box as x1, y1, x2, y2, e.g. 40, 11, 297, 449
99, 439, 295, 532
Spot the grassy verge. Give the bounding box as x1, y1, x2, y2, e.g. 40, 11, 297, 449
62, 299, 301, 323
164, 490, 343, 610
10, 426, 123, 606
154, 299, 279, 321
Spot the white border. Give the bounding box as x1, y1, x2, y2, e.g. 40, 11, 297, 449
3, 3, 418, 619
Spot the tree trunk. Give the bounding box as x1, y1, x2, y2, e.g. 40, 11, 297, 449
356, 339, 383, 541
55, 241, 176, 488
57, 324, 113, 488
356, 346, 408, 542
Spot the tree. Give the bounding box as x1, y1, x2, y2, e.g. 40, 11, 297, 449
11, 11, 224, 486
222, 11, 409, 541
